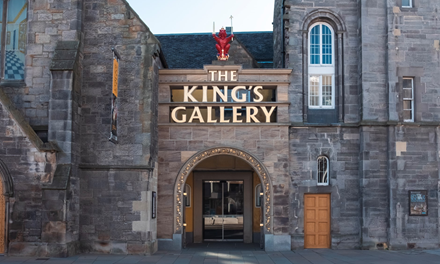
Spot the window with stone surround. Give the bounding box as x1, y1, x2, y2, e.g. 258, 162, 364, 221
317, 156, 329, 186
0, 0, 27, 80
403, 78, 414, 122
308, 23, 335, 109
402, 0, 412, 8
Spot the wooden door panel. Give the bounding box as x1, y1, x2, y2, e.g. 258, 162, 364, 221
318, 235, 328, 246
304, 194, 330, 249
306, 222, 315, 232
305, 235, 315, 247
305, 209, 315, 220
305, 196, 316, 207
318, 222, 328, 232
318, 209, 327, 220
318, 197, 328, 207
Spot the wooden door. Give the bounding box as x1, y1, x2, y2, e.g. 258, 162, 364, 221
304, 194, 330, 248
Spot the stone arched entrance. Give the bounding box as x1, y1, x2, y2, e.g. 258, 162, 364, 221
173, 147, 274, 243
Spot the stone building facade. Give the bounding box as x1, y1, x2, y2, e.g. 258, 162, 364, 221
0, 0, 163, 257
0, 0, 438, 258
273, 0, 440, 250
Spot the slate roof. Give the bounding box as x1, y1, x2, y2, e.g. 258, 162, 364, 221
156, 32, 273, 69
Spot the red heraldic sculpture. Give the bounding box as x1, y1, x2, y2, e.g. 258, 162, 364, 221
213, 27, 234, 61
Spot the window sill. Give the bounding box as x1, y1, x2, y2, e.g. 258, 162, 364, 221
400, 7, 417, 12
309, 64, 334, 67
0, 80, 26, 88
308, 107, 335, 110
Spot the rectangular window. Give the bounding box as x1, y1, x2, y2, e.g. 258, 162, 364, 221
402, 0, 412, 8
0, 0, 27, 80
403, 78, 414, 122
309, 75, 334, 108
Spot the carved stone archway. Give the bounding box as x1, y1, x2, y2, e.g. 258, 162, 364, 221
0, 160, 14, 197
0, 159, 13, 254
173, 147, 273, 236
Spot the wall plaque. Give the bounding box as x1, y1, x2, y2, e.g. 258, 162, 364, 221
409, 190, 428, 216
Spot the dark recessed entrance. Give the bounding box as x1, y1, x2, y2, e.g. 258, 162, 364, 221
193, 172, 253, 243
203, 180, 244, 241
182, 155, 263, 246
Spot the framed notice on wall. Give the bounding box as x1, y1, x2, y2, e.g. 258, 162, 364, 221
409, 190, 428, 216
152, 191, 156, 219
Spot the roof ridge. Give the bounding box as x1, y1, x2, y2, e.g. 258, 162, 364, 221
156, 31, 272, 36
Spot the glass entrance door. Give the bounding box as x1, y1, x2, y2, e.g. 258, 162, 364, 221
203, 180, 244, 241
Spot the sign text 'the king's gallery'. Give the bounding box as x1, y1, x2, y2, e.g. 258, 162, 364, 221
171, 71, 277, 123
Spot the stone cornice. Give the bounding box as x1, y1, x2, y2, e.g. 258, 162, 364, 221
159, 68, 292, 75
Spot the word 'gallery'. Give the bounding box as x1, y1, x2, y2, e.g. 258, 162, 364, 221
0, 0, 438, 257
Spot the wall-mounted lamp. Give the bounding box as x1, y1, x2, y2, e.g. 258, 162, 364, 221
183, 192, 187, 196
260, 223, 264, 227
183, 223, 187, 227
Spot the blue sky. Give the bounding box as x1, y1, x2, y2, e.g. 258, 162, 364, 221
125, 0, 275, 34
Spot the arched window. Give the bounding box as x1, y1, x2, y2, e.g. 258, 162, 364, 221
255, 184, 263, 207
317, 156, 329, 186
184, 184, 191, 207
308, 23, 335, 109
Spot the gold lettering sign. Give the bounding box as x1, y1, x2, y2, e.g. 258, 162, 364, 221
169, 70, 278, 124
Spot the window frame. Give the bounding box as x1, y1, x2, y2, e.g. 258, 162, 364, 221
308, 22, 335, 110
308, 75, 335, 109
308, 22, 335, 67
317, 156, 329, 186
402, 0, 412, 8
402, 77, 414, 122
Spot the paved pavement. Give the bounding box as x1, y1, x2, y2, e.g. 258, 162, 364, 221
0, 243, 439, 263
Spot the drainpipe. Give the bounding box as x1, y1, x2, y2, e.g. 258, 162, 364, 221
281, 0, 285, 68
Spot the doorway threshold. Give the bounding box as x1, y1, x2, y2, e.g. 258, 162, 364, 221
185, 242, 263, 251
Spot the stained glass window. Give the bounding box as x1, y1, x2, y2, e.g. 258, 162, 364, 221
3, 0, 27, 80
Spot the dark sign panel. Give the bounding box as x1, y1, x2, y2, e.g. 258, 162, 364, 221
409, 190, 428, 216
152, 191, 157, 219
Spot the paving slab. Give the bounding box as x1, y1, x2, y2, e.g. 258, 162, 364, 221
0, 245, 439, 263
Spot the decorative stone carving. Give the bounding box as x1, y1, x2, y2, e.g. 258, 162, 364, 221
301, 9, 347, 32
174, 147, 273, 234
